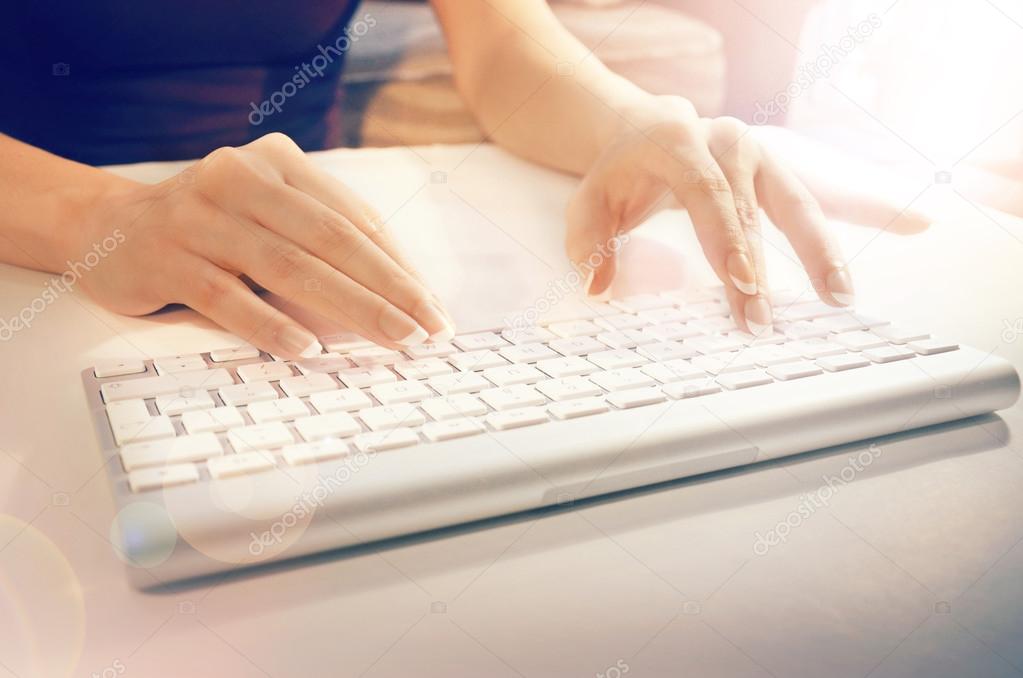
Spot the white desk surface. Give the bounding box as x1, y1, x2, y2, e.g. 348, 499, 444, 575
1, 143, 1021, 678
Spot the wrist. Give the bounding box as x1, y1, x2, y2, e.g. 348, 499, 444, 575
49, 169, 139, 273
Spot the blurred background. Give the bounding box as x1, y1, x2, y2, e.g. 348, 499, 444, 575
341, 0, 1023, 219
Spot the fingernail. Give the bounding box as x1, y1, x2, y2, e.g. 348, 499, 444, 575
279, 326, 323, 358
826, 265, 855, 306
379, 306, 429, 346
415, 300, 456, 343
726, 252, 757, 296
744, 295, 773, 336
582, 269, 595, 295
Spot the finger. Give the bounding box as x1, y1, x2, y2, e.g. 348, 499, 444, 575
565, 174, 620, 297
175, 256, 323, 360
193, 148, 434, 346
756, 153, 854, 307
708, 121, 772, 335
658, 146, 759, 302
245, 180, 453, 341
181, 204, 428, 349
247, 133, 455, 326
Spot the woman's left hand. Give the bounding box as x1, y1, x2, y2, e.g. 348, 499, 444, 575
565, 95, 855, 335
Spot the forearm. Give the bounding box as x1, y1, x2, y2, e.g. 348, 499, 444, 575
434, 0, 654, 176
0, 134, 133, 273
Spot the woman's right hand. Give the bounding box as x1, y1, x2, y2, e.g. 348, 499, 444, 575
70, 133, 454, 359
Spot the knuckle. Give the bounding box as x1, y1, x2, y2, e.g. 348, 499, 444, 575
313, 213, 361, 253
254, 131, 300, 154
190, 269, 236, 310
195, 146, 245, 196
711, 115, 749, 139
266, 245, 307, 279
697, 174, 732, 196
733, 195, 760, 230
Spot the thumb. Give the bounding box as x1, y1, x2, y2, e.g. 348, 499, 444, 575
566, 179, 620, 297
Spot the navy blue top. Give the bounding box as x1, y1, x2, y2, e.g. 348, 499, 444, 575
0, 1, 362, 165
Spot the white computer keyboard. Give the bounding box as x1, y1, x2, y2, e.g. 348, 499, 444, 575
90, 288, 961, 494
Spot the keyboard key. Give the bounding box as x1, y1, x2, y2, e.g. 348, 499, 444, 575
404, 342, 459, 359
833, 331, 886, 351
282, 439, 349, 465
687, 317, 737, 335
908, 338, 959, 355
662, 380, 722, 399
606, 386, 666, 409
535, 356, 595, 378
745, 345, 802, 367
309, 388, 373, 414
610, 294, 674, 313
453, 332, 508, 351
483, 364, 545, 386
423, 419, 486, 442
692, 353, 757, 375
863, 346, 916, 363
354, 428, 419, 452
596, 330, 650, 349
636, 341, 697, 361
498, 342, 560, 363
207, 451, 276, 479
549, 336, 606, 356
479, 385, 546, 411
155, 391, 216, 416
94, 359, 146, 379
420, 394, 489, 421
587, 349, 646, 370
642, 322, 700, 342
637, 307, 691, 324
209, 345, 261, 362
426, 371, 491, 395
105, 399, 151, 431
725, 330, 787, 347
792, 337, 846, 359
640, 359, 706, 383
717, 370, 773, 390
237, 362, 294, 383
371, 380, 434, 404
359, 404, 426, 431
548, 397, 609, 420
501, 327, 556, 345
320, 335, 372, 353
120, 433, 223, 471
593, 314, 645, 332
128, 464, 200, 492
279, 372, 337, 398
589, 368, 656, 392
101, 368, 234, 402
779, 301, 845, 321
394, 357, 454, 380
349, 347, 404, 367
338, 365, 396, 388
548, 320, 602, 338
535, 377, 603, 401
661, 288, 720, 305
294, 413, 361, 440
247, 397, 309, 423
766, 361, 823, 381
873, 325, 930, 345
686, 335, 744, 355
448, 349, 508, 372
153, 354, 207, 375
486, 407, 549, 430
219, 380, 278, 407
181, 406, 245, 434
110, 414, 176, 447
228, 423, 294, 451
817, 353, 871, 372
780, 321, 830, 341
294, 352, 352, 375
812, 314, 866, 334
685, 300, 730, 317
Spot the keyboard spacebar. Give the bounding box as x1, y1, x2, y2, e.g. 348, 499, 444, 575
101, 369, 235, 402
